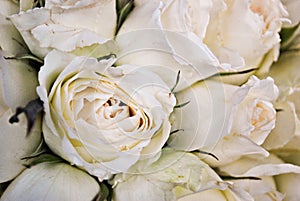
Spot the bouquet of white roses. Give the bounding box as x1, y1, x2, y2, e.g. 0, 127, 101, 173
1, 0, 300, 200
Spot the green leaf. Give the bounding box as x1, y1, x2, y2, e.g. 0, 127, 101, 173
217, 67, 258, 77
171, 70, 181, 92
174, 100, 190, 109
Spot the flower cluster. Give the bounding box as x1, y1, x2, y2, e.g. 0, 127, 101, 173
1, 0, 300, 200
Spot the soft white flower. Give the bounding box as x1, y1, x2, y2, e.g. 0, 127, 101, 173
169, 76, 278, 152
205, 0, 288, 70
1, 162, 100, 201
111, 148, 249, 201
263, 51, 300, 165
124, 0, 288, 84
37, 50, 176, 180
0, 0, 42, 183
230, 76, 278, 145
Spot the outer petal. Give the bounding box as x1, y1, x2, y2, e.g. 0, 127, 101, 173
178, 188, 249, 201
281, 0, 300, 26
268, 51, 300, 101
159, 0, 212, 40
168, 80, 238, 151
202, 135, 269, 167
9, 8, 52, 58
0, 56, 38, 109
275, 173, 300, 201
1, 162, 100, 201
217, 155, 298, 200
0, 110, 41, 182
263, 101, 299, 149
113, 175, 170, 201
10, 0, 117, 57
0, 0, 27, 57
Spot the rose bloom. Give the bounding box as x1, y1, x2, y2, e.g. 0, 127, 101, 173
229, 76, 278, 145
169, 76, 278, 152
37, 50, 176, 180
263, 51, 300, 166
122, 0, 288, 84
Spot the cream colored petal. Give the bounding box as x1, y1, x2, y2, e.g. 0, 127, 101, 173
118, 0, 162, 33
20, 0, 34, 11
9, 8, 52, 58
275, 173, 300, 201
282, 0, 300, 26
113, 175, 169, 201
0, 110, 41, 182
269, 51, 300, 100
1, 162, 100, 201
37, 50, 75, 92
0, 0, 19, 16
202, 135, 269, 167
0, 1, 27, 57
168, 80, 236, 151
263, 101, 299, 149
49, 0, 116, 38
244, 163, 300, 177
32, 24, 111, 52
160, 0, 212, 40
0, 56, 38, 109
178, 188, 246, 201
116, 30, 220, 91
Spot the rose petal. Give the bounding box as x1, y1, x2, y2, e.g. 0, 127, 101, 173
1, 162, 100, 201
0, 56, 38, 109
168, 80, 237, 151
275, 173, 300, 201
202, 135, 269, 167
0, 110, 41, 182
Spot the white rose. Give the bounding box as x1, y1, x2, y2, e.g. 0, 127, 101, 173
205, 0, 288, 70
126, 0, 288, 84
111, 148, 249, 201
9, 0, 117, 58
0, 0, 42, 183
37, 50, 176, 180
263, 51, 300, 165
230, 76, 278, 145
217, 154, 300, 201
169, 76, 278, 152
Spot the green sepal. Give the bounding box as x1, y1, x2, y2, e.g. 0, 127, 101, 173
115, 0, 134, 35
22, 153, 64, 168
280, 23, 300, 51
